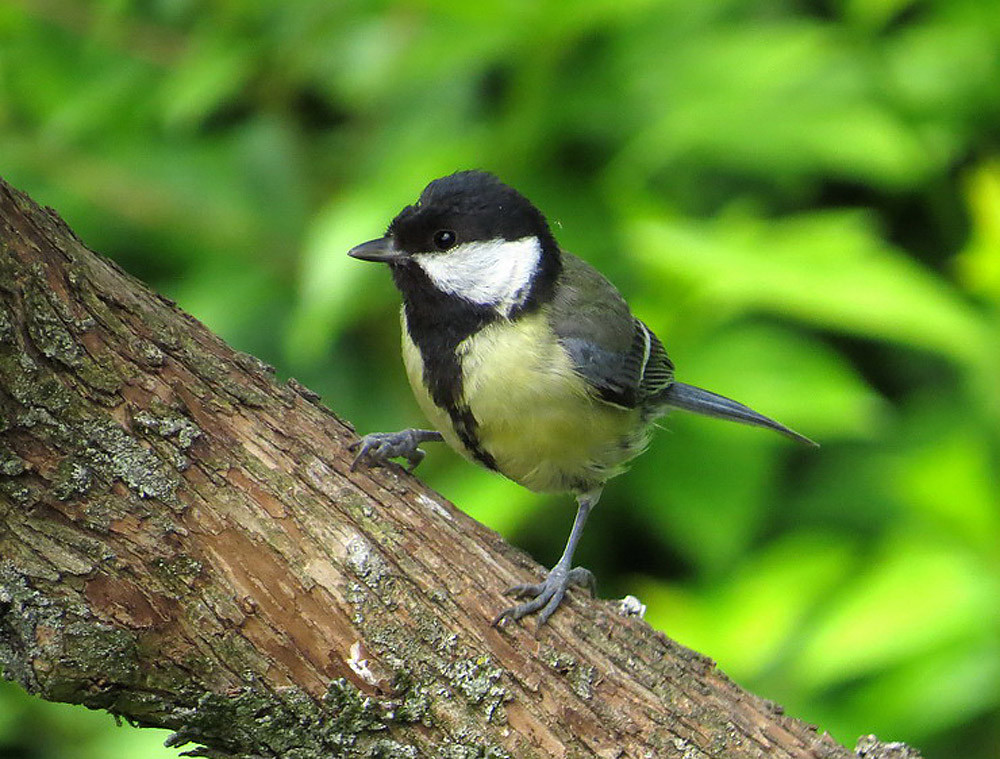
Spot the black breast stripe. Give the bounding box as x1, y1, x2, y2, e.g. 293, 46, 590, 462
451, 404, 499, 471
395, 264, 500, 470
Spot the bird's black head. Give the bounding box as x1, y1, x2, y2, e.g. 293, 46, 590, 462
388, 170, 556, 255
348, 171, 562, 317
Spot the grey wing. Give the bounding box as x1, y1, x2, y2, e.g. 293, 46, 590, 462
549, 253, 674, 409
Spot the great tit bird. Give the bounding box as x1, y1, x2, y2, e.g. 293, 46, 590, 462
348, 170, 815, 628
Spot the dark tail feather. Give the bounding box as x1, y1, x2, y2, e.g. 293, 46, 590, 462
660, 382, 818, 447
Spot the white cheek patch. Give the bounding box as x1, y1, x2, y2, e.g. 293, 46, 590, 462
414, 236, 542, 315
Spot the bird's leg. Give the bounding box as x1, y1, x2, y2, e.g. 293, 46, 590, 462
349, 429, 444, 472
493, 488, 601, 628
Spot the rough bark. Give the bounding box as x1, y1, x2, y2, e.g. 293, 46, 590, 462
0, 174, 908, 759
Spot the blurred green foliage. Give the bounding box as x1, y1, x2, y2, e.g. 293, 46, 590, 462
1, 0, 998, 757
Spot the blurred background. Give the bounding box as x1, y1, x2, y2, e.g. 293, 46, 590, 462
1, 0, 998, 757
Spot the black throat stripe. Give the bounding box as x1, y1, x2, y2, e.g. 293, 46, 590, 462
394, 264, 500, 471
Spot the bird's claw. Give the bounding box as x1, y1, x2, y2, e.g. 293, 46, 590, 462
492, 566, 595, 628
349, 429, 440, 472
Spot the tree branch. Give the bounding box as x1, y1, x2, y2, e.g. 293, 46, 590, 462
0, 175, 912, 758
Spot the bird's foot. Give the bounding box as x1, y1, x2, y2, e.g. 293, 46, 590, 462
349, 429, 443, 472
492, 565, 596, 628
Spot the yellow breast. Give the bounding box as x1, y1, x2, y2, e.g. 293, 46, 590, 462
401, 309, 646, 494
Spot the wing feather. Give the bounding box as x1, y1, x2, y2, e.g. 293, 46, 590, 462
549, 253, 674, 409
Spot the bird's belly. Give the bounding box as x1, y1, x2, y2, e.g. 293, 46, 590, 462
458, 314, 645, 493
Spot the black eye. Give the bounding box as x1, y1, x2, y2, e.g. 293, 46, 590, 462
433, 230, 457, 250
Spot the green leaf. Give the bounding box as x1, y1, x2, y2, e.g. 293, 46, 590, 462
628, 209, 989, 365
791, 531, 999, 691
670, 321, 884, 440
957, 160, 1000, 302
286, 190, 396, 365
891, 408, 1000, 556
608, 20, 937, 190
628, 419, 779, 577
160, 39, 255, 131
638, 531, 856, 680
817, 637, 1000, 744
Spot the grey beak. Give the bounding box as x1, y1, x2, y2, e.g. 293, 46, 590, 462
347, 237, 407, 263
